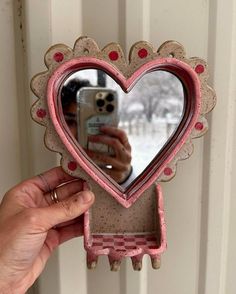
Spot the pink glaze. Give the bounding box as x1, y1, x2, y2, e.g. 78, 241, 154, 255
138, 48, 148, 58
108, 51, 119, 61
195, 64, 205, 74
68, 161, 78, 171
195, 122, 204, 131
53, 52, 64, 62
84, 184, 167, 261
36, 108, 47, 118
47, 56, 201, 208
164, 167, 173, 176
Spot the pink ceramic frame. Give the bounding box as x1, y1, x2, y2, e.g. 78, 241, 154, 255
30, 37, 216, 270
47, 57, 201, 208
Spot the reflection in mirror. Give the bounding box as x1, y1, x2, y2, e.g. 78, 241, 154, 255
60, 69, 184, 187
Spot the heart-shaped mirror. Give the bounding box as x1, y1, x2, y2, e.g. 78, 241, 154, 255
30, 37, 216, 270
59, 69, 185, 189
31, 37, 216, 208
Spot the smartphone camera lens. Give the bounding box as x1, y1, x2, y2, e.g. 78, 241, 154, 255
106, 104, 114, 113
96, 98, 105, 107
106, 93, 114, 102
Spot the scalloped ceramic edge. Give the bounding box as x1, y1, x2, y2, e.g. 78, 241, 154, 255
30, 36, 216, 208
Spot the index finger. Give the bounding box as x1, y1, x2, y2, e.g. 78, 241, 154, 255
31, 167, 76, 193
100, 126, 131, 147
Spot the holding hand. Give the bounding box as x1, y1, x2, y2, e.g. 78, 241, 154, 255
0, 167, 94, 294
86, 126, 132, 184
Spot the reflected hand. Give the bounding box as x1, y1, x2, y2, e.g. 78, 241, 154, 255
0, 167, 94, 294
86, 126, 132, 184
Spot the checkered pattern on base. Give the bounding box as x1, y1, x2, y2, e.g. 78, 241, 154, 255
91, 234, 160, 251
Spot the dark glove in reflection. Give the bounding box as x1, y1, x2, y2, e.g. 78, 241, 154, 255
85, 126, 132, 184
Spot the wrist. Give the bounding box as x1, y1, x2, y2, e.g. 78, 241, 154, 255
118, 165, 133, 185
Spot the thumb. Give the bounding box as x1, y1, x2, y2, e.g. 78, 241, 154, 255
36, 190, 94, 230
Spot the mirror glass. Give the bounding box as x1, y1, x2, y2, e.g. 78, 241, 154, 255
59, 69, 185, 187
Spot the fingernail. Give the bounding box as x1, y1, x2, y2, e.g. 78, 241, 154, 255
80, 191, 93, 204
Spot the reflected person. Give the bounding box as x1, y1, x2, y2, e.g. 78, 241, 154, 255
61, 79, 132, 185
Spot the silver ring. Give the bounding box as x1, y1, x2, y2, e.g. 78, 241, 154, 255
50, 189, 59, 204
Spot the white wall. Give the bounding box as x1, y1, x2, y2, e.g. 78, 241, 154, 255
0, 0, 236, 293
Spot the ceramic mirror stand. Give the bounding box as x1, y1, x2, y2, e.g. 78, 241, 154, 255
31, 37, 216, 271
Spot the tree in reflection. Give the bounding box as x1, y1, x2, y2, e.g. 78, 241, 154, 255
120, 71, 184, 125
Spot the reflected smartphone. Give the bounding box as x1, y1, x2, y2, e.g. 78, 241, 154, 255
76, 87, 118, 155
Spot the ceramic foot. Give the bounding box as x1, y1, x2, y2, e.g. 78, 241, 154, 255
87, 253, 98, 269
151, 256, 161, 269
131, 255, 143, 271
108, 256, 122, 271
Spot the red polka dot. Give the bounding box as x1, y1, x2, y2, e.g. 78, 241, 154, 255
68, 161, 77, 171
138, 48, 148, 59
195, 122, 204, 131
53, 52, 64, 62
164, 167, 173, 176
109, 51, 119, 61
36, 108, 46, 118
195, 64, 205, 74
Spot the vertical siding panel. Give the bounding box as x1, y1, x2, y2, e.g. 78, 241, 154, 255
149, 0, 209, 57
120, 1, 151, 293
120, 257, 149, 294
80, 2, 123, 294
82, 0, 120, 46
23, 1, 60, 293
58, 239, 88, 294
51, 0, 82, 46
224, 3, 236, 288
49, 2, 89, 293
147, 143, 204, 294
225, 91, 236, 294
203, 0, 236, 293
87, 257, 121, 294
23, 0, 58, 174
0, 0, 22, 197
125, 0, 149, 54
12, 0, 32, 181
147, 1, 208, 294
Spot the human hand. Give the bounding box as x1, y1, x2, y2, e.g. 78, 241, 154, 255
0, 167, 94, 294
86, 126, 132, 184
